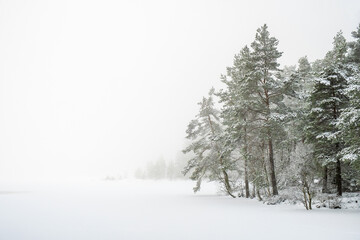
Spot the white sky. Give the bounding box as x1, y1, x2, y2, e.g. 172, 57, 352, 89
0, 0, 359, 182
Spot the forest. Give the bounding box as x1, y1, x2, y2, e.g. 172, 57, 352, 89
183, 24, 360, 209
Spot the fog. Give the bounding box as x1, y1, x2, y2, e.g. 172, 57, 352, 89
1, 0, 360, 182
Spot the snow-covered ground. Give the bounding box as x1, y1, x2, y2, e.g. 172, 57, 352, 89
0, 180, 359, 240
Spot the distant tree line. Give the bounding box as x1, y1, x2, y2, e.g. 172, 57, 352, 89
183, 24, 360, 209
134, 153, 188, 180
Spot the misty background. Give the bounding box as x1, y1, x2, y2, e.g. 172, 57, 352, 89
0, 0, 359, 182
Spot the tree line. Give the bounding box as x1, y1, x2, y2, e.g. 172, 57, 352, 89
183, 24, 360, 208
134, 153, 188, 180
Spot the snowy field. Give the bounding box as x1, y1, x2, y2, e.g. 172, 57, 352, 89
0, 180, 359, 240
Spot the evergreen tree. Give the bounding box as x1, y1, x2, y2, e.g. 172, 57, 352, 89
182, 23, 360, 203
348, 24, 360, 64
298, 56, 312, 80
275, 62, 312, 190
337, 25, 360, 184
337, 65, 360, 183
306, 32, 349, 196
218, 45, 256, 198
183, 88, 236, 197
248, 24, 285, 195
218, 24, 292, 196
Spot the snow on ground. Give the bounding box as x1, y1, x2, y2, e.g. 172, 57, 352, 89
0, 180, 359, 240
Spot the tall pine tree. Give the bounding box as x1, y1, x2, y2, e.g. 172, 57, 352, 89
248, 24, 285, 195
218, 45, 258, 198
306, 31, 349, 196
337, 24, 360, 182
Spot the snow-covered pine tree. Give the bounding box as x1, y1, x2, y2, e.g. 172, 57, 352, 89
337, 24, 360, 186
337, 65, 360, 187
278, 58, 319, 205
217, 45, 256, 198
248, 24, 286, 195
348, 24, 360, 64
183, 88, 236, 197
306, 31, 350, 196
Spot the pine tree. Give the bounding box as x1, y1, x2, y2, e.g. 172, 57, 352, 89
337, 66, 360, 167
218, 45, 255, 198
348, 24, 360, 64
276, 59, 315, 193
218, 25, 291, 196
183, 88, 236, 197
337, 24, 360, 182
248, 24, 285, 195
306, 32, 349, 196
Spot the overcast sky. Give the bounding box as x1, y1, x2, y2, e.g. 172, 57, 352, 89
0, 0, 359, 182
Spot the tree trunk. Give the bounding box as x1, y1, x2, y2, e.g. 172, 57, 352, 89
331, 86, 342, 196
252, 183, 256, 198
263, 77, 278, 196
263, 164, 271, 197
322, 165, 328, 193
336, 158, 342, 196
256, 187, 262, 201
307, 189, 312, 210
223, 170, 236, 198
245, 162, 250, 198
244, 125, 250, 198
268, 138, 278, 195
207, 115, 235, 198
262, 148, 271, 196
302, 186, 309, 210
